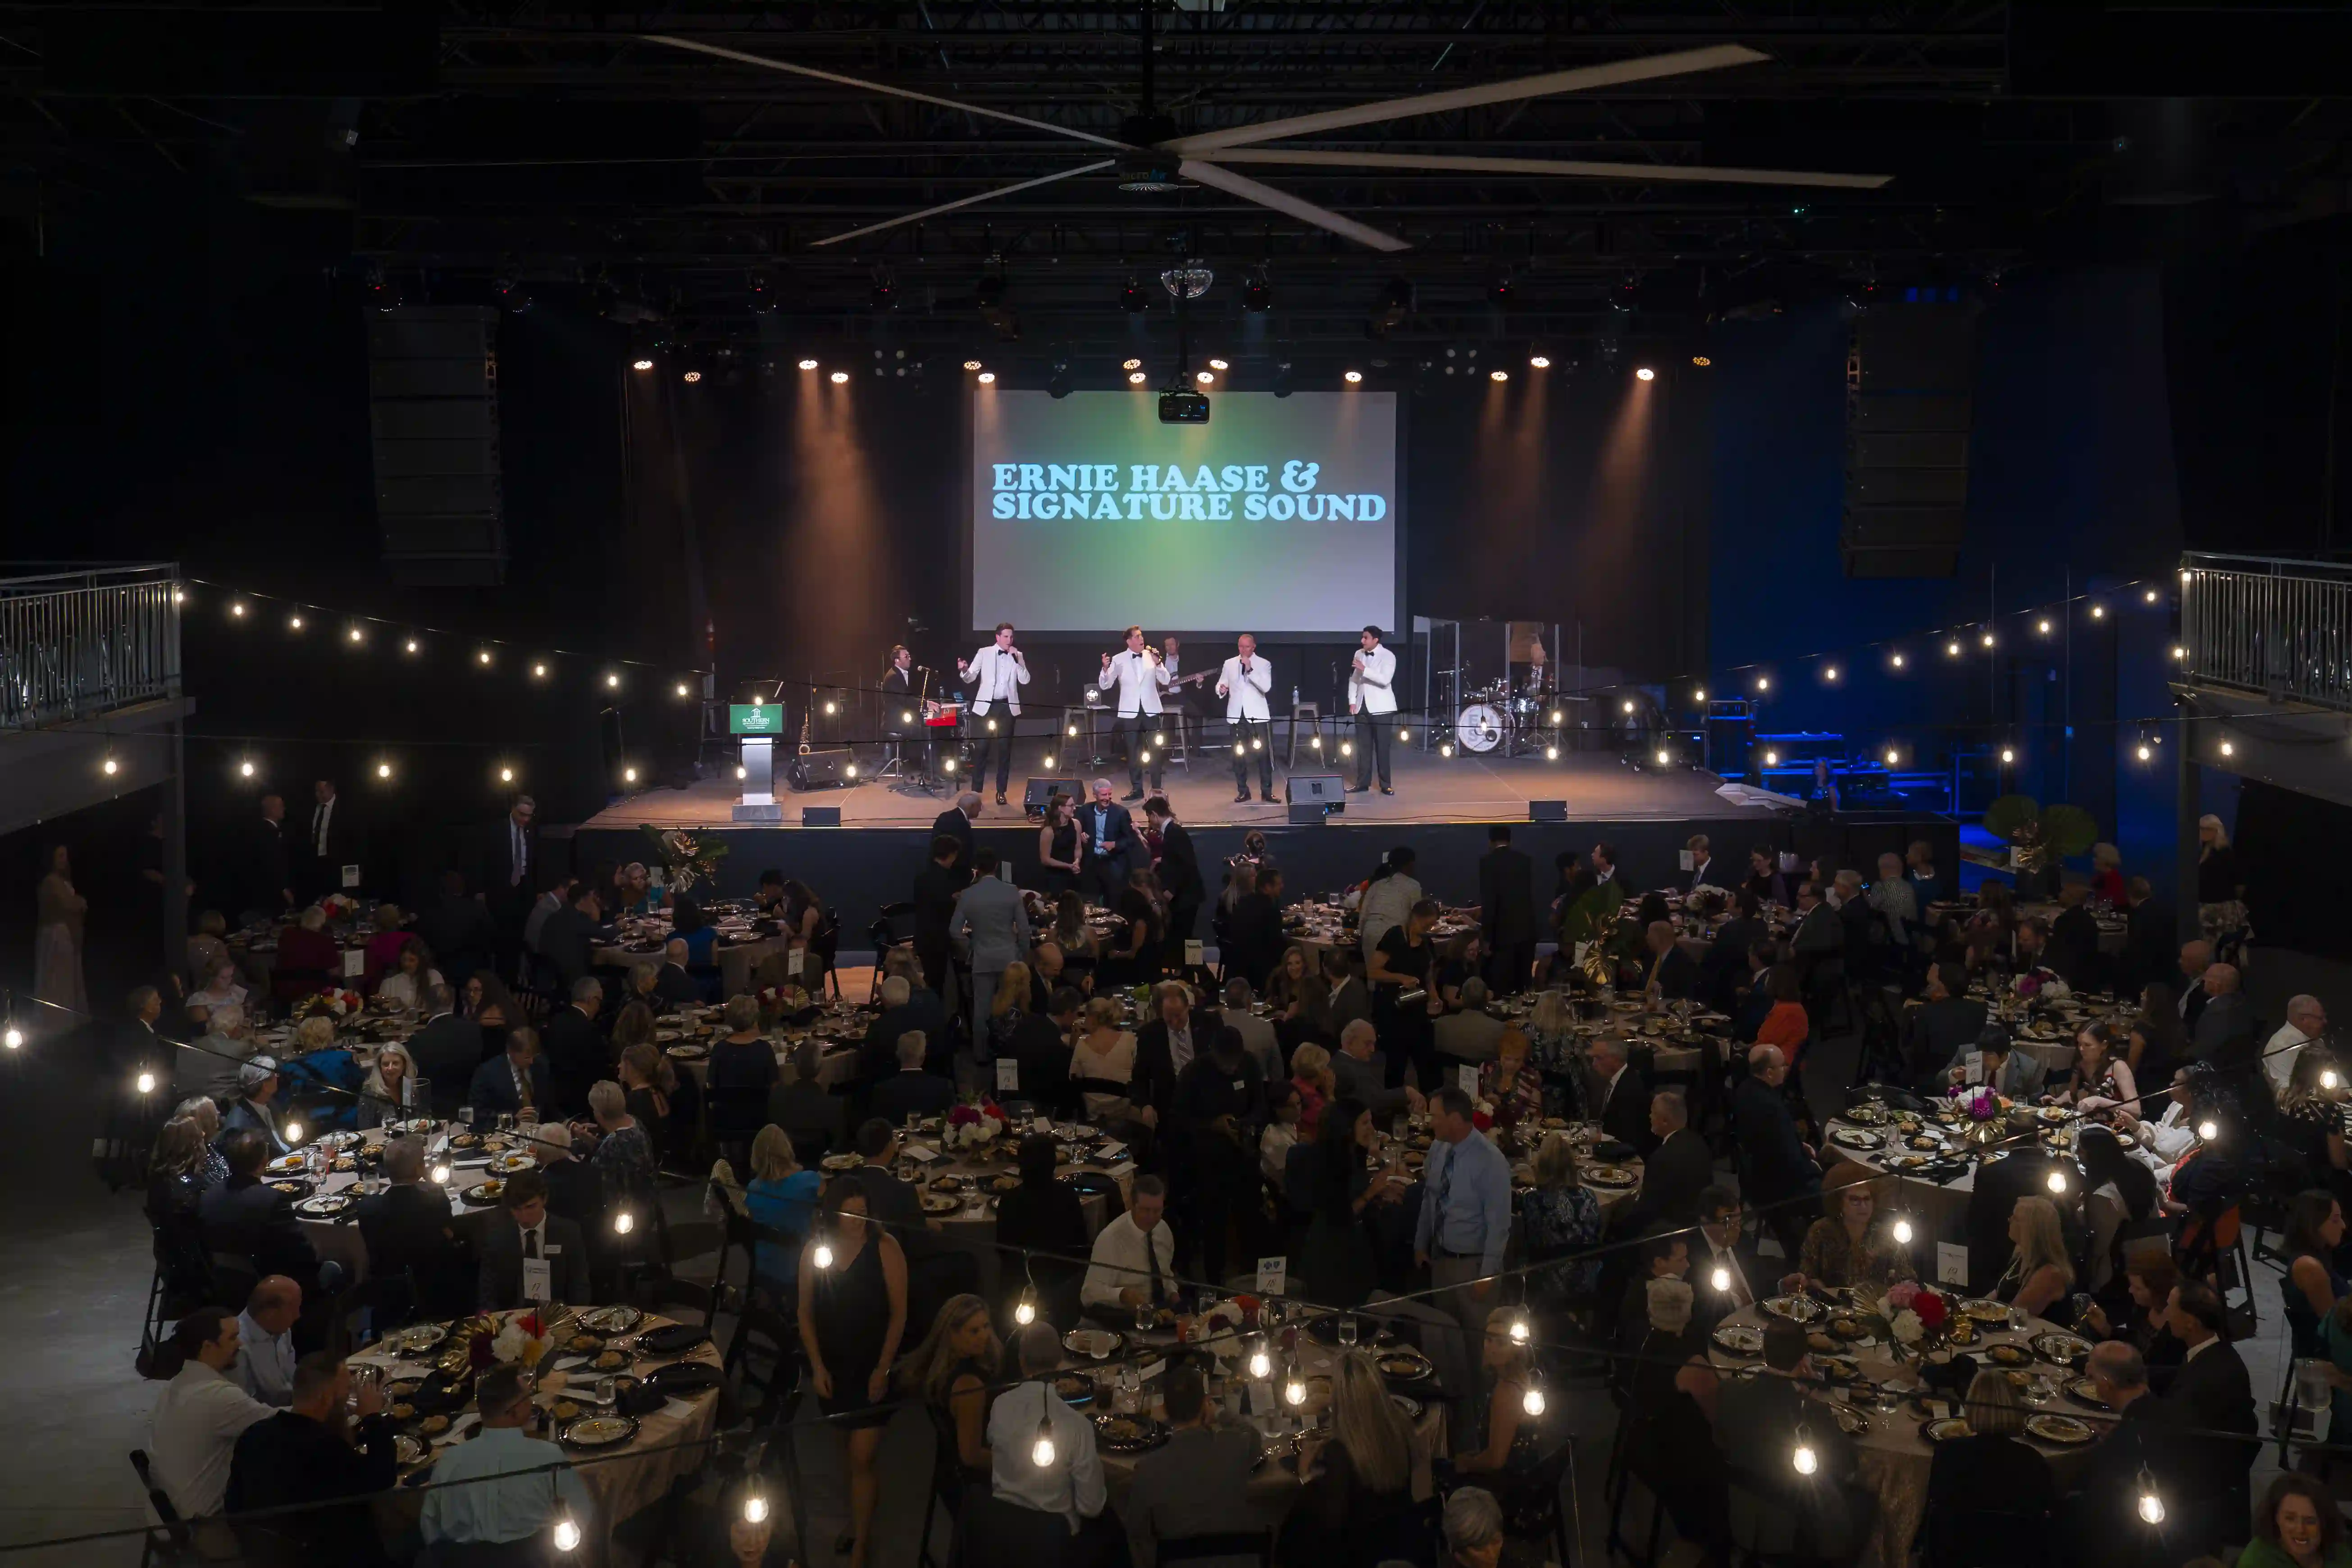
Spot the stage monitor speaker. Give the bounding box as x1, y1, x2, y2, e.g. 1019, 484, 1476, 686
787, 749, 854, 791
1024, 777, 1082, 814
1287, 802, 1329, 827
1841, 299, 1979, 579
367, 306, 505, 585
802, 807, 841, 828
1286, 774, 1347, 814
1528, 800, 1568, 822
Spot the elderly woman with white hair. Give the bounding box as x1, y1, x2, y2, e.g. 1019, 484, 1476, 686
1442, 1487, 1505, 1568
172, 1096, 231, 1186
356, 1044, 416, 1128
575, 1078, 655, 1198
220, 1056, 290, 1156
2196, 812, 2251, 960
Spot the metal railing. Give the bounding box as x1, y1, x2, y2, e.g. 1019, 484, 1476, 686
0, 563, 182, 729
2180, 552, 2352, 713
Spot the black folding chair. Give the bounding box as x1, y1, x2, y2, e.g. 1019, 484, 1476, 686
128, 1450, 196, 1568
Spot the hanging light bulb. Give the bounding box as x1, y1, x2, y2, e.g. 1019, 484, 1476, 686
1397, 729, 1410, 743
2001, 748, 2015, 764
2137, 1465, 2166, 1524
431, 1162, 451, 1185
1153, 732, 1165, 746
1249, 1337, 1272, 1380
813, 1240, 835, 1270
1522, 1379, 1546, 1416
1892, 1217, 1914, 1245
552, 1513, 583, 1553
1545, 745, 1559, 760
1508, 1309, 1530, 1346
2220, 741, 2234, 757
1044, 754, 1057, 769
2046, 1168, 2068, 1194
1693, 688, 1705, 702
1792, 1423, 1819, 1476
2323, 1069, 2342, 1091
1283, 1365, 1308, 1407
2197, 1118, 2220, 1142
136, 1071, 156, 1094
283, 1121, 304, 1144
2, 1024, 21, 1050
1710, 1264, 1732, 1293
1764, 749, 1780, 766
1014, 1289, 1037, 1327
743, 1492, 769, 1525
1032, 1409, 1058, 1468
612, 1210, 635, 1235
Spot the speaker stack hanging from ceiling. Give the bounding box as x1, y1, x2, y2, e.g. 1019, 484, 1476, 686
367, 306, 507, 586
1841, 292, 1982, 578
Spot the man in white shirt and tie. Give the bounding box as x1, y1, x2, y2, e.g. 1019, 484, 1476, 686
1346, 624, 1399, 795
1100, 625, 1170, 801
957, 621, 1030, 806
1216, 633, 1276, 804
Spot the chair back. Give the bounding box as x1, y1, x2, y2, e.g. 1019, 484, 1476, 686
1919, 1500, 2052, 1568
129, 1448, 191, 1552
705, 1085, 770, 1139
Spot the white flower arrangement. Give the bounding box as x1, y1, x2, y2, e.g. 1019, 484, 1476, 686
945, 1117, 1001, 1152
1889, 1309, 1924, 1346
491, 1318, 551, 1367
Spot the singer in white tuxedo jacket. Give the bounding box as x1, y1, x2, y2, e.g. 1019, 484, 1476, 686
1099, 625, 1170, 800
958, 622, 1030, 803
1216, 634, 1276, 802
1345, 625, 1399, 793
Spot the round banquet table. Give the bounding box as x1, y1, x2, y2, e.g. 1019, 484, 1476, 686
346, 1308, 724, 1548
284, 1123, 534, 1280
1705, 1298, 2105, 1568
1819, 1098, 2110, 1248
593, 934, 782, 1000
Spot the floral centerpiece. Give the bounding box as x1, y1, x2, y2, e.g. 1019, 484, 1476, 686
490, 1310, 552, 1369
297, 988, 365, 1022
1875, 1280, 1952, 1354
945, 1101, 1009, 1151
756, 983, 809, 1026
319, 893, 360, 921
1945, 1083, 2014, 1146
638, 825, 729, 898
1470, 1097, 1497, 1134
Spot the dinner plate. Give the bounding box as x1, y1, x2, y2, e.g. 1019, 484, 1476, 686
1711, 1324, 1764, 1355
390, 1324, 447, 1354
2065, 1377, 2112, 1410
1582, 1165, 1637, 1187
489, 1153, 537, 1174
560, 1414, 640, 1449
1761, 1295, 1826, 1325
267, 1153, 310, 1174
1958, 1298, 2011, 1324
577, 1304, 644, 1335
394, 1433, 428, 1467
1830, 1128, 1885, 1150
296, 1193, 357, 1218
1375, 1349, 1437, 1384
1832, 1405, 1871, 1436
268, 1179, 311, 1197
1391, 1394, 1425, 1420
462, 1180, 506, 1206
1986, 1343, 2033, 1367
1093, 1414, 1169, 1454
1064, 1328, 1124, 1360
820, 1153, 865, 1172
1920, 1417, 1975, 1444
638, 1322, 711, 1356
2031, 1331, 2094, 1364
1814, 1354, 1860, 1381
1053, 1373, 1096, 1406
2025, 1414, 2095, 1446
1842, 1104, 1888, 1126
921, 1193, 961, 1215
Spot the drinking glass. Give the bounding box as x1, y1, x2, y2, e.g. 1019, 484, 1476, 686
1135, 1299, 1157, 1335
595, 1375, 617, 1405
2008, 1305, 2028, 1333
1336, 1316, 1358, 1349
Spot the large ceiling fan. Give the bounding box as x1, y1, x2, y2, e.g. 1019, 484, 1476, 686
641, 10, 1889, 254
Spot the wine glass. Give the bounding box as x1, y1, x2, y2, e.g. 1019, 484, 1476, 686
1336, 1316, 1358, 1349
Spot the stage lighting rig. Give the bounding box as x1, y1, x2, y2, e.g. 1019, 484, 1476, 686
1368, 278, 1413, 339
1161, 262, 1213, 302
748, 269, 777, 313
1244, 271, 1272, 312
975, 257, 1017, 340
1121, 277, 1149, 314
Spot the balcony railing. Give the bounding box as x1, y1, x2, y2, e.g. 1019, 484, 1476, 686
0, 564, 182, 729
2180, 552, 2352, 713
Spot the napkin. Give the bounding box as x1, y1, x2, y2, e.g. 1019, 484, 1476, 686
1138, 1359, 1166, 1383
661, 1399, 699, 1421
431, 1412, 480, 1446
551, 1356, 590, 1372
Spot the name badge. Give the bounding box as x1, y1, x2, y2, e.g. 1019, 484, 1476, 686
521, 1258, 552, 1304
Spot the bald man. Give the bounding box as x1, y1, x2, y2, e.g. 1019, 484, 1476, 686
1730, 1045, 1821, 1257
232, 1276, 302, 1407
2177, 939, 2214, 1029
2193, 960, 2255, 1065
2265, 996, 2329, 1094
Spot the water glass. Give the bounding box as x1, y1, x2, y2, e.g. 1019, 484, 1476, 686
1135, 1299, 1158, 1335
595, 1375, 617, 1405
2008, 1305, 2028, 1333
1336, 1316, 1358, 1349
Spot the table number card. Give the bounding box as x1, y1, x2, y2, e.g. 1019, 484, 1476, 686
1256, 1256, 1287, 1296
1185, 940, 1204, 967
1458, 1064, 1481, 1099
342, 864, 361, 888
342, 948, 366, 978
995, 1058, 1020, 1092
1935, 1243, 1969, 1286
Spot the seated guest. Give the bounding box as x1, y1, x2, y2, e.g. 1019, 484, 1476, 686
1125, 1362, 1260, 1568
231, 1276, 301, 1407
1995, 1195, 2076, 1322
465, 1026, 552, 1124
986, 962, 1034, 1067
1331, 1018, 1424, 1123
147, 1306, 273, 1527
2238, 1472, 2352, 1568
575, 1077, 654, 1190
767, 1041, 847, 1158
744, 1125, 820, 1299
540, 976, 610, 1118
1752, 965, 1810, 1059
271, 907, 339, 1000
1946, 1026, 2047, 1099
1730, 1045, 1821, 1261
871, 1030, 956, 1124
2193, 962, 2255, 1064
417, 1365, 590, 1558
1589, 1038, 1654, 1155
1518, 1131, 1606, 1300
1069, 995, 1142, 1123
901, 1294, 1004, 1491
1221, 978, 1283, 1081
995, 1134, 1091, 1328
859, 975, 925, 1081
1691, 1187, 1764, 1326
1615, 1234, 1693, 1362
530, 1121, 600, 1230
374, 936, 442, 1013
223, 1351, 399, 1567
1289, 1043, 1336, 1137
1437, 977, 1507, 1065
2082, 1257, 2187, 1371
2056, 1022, 2138, 1113
705, 995, 779, 1157
1475, 1025, 1544, 1131
2156, 1281, 2258, 1553
988, 1321, 1110, 1538
1265, 944, 1334, 1053
403, 984, 481, 1119
1904, 962, 1987, 1085
356, 1135, 469, 1317
1642, 920, 1700, 1003
1445, 1488, 1505, 1568
201, 1130, 322, 1284
1620, 1279, 1726, 1552
653, 939, 699, 1007
1279, 1349, 1430, 1568
1617, 1089, 1710, 1235
219, 1057, 290, 1157
1923, 1370, 2059, 1558
1710, 1317, 1869, 1559
1743, 846, 1793, 907
1080, 1175, 1176, 1316
147, 1117, 218, 1227
538, 883, 614, 990
615, 1040, 686, 1165
1012, 987, 1084, 1116
1454, 1306, 1543, 1476
477, 1169, 591, 1309
1791, 1166, 1915, 1296
354, 1044, 417, 1128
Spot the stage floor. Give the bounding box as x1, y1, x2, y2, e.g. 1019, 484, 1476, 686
583, 748, 1785, 832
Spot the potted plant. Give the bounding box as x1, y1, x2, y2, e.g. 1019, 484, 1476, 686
1981, 795, 2097, 898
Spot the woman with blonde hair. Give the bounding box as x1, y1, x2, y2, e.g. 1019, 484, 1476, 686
1923, 1370, 2057, 1553
611, 1000, 657, 1058
987, 961, 1031, 1062
1281, 1348, 1421, 1564
1069, 995, 1139, 1121
896, 1293, 1003, 1486
1998, 1195, 2077, 1321
1454, 1307, 1541, 1475
292, 1014, 338, 1054
357, 1044, 415, 1127
744, 1124, 819, 1294
2197, 812, 2251, 959
1518, 1130, 1605, 1296
1289, 1042, 1336, 1137
1264, 942, 1333, 1053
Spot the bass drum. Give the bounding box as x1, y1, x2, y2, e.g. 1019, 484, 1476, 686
1455, 703, 1505, 753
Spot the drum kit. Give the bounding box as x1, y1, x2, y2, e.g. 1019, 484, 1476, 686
1453, 682, 1565, 756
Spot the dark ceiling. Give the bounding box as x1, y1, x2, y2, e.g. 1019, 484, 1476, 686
9, 2, 2352, 369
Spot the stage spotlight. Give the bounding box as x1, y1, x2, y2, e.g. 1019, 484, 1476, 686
1545, 745, 1559, 761
1489, 275, 1513, 307
964, 360, 982, 372
799, 359, 820, 371
1243, 273, 1272, 312
1196, 371, 1214, 385
683, 370, 702, 383
1122, 359, 1141, 371
1692, 356, 1712, 366
633, 358, 654, 371
1529, 355, 1550, 369
829, 370, 849, 384
977, 372, 997, 385
1764, 750, 1779, 765
377, 761, 392, 779
1490, 369, 1508, 383
1128, 372, 1147, 385
1635, 366, 1656, 381
1825, 666, 1838, 681
2091, 603, 2106, 619
1340, 369, 1364, 385
1208, 358, 1229, 371
2001, 748, 2015, 764
869, 273, 895, 313
1121, 277, 1149, 313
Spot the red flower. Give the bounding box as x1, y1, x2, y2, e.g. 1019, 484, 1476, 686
1913, 1290, 1948, 1330
1471, 1110, 1494, 1132
980, 1101, 1008, 1123
518, 1312, 542, 1339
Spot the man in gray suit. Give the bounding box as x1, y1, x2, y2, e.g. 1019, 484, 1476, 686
1123, 1364, 1261, 1568
950, 846, 1033, 1048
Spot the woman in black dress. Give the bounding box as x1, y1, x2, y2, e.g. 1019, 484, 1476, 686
1035, 794, 1081, 897
1296, 1099, 1407, 1308
1098, 884, 1162, 987
797, 1181, 909, 1568
1367, 900, 1441, 1092
2130, 983, 2188, 1091
898, 1293, 1002, 1493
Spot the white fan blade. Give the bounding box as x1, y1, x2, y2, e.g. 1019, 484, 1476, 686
1166, 43, 1768, 155
639, 34, 1128, 150
1177, 160, 1410, 252
808, 161, 1117, 248
1210, 148, 1891, 191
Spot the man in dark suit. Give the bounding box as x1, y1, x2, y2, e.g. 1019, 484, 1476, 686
479, 794, 541, 978
1144, 798, 1204, 964
912, 835, 968, 1000
201, 1130, 324, 1286
1615, 1089, 1711, 1235
1477, 825, 1536, 996
2176, 939, 2213, 1032
861, 975, 938, 1082
648, 943, 699, 1008
301, 779, 362, 903
1222, 863, 1286, 991
1076, 780, 1144, 907
2190, 962, 2255, 1067
1685, 833, 1732, 892
244, 793, 293, 922
477, 1171, 592, 1309
1130, 981, 1221, 1136
467, 1029, 553, 1123
871, 1030, 959, 1123
2150, 1281, 2257, 1552
1700, 889, 1769, 1014
1902, 961, 1988, 1086
223, 1351, 400, 1568
404, 985, 483, 1119
1730, 1044, 1821, 1260
930, 792, 979, 878
534, 884, 612, 992
1639, 920, 1700, 1003
1691, 1185, 1766, 1328
538, 978, 610, 1119
1790, 880, 1842, 979
356, 1135, 471, 1317
2118, 878, 2175, 998
415, 869, 496, 989
1589, 1038, 1655, 1155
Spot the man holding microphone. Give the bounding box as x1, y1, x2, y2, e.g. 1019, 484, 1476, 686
957, 622, 1029, 806
1216, 634, 1276, 805
1099, 625, 1170, 802
1347, 623, 1399, 796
